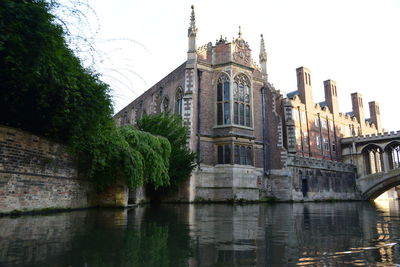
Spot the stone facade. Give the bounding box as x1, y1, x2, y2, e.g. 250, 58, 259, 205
283, 67, 382, 161
269, 155, 360, 201
0, 125, 97, 213
115, 7, 385, 202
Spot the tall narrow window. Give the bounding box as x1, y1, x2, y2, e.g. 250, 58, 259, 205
161, 96, 169, 113
234, 145, 240, 164
225, 145, 231, 164
315, 117, 320, 127
217, 145, 223, 164
233, 74, 252, 127
246, 146, 253, 165
217, 144, 231, 164
321, 119, 327, 129
216, 74, 230, 125
234, 103, 239, 124
240, 146, 246, 165
323, 138, 329, 151
175, 88, 183, 117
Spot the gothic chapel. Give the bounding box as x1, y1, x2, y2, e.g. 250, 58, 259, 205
115, 6, 382, 201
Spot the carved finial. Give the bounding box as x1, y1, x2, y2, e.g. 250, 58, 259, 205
188, 5, 197, 37
259, 34, 268, 79
238, 26, 242, 38
216, 35, 226, 45
259, 33, 267, 63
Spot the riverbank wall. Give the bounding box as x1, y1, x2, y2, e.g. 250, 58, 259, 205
0, 125, 99, 213
268, 155, 361, 201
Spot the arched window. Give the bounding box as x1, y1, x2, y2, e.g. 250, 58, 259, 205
175, 88, 183, 116
161, 96, 169, 113
362, 145, 383, 175
216, 73, 230, 125
233, 74, 251, 127
385, 142, 400, 170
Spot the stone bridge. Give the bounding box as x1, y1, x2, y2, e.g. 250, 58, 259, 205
341, 131, 400, 199
356, 168, 400, 199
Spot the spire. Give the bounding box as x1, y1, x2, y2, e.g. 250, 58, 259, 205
259, 34, 268, 80
187, 5, 197, 67
238, 26, 242, 38
259, 34, 267, 62
188, 5, 197, 37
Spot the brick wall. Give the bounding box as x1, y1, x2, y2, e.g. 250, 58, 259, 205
0, 125, 95, 213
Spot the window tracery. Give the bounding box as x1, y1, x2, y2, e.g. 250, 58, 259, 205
233, 74, 251, 127
216, 73, 230, 125
217, 144, 253, 166
175, 88, 183, 116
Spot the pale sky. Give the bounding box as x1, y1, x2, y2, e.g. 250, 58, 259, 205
64, 0, 400, 131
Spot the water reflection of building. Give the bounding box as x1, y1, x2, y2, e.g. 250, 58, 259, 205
2, 204, 400, 266
189, 203, 400, 266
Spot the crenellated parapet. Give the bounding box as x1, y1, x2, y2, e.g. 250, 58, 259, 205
341, 130, 400, 144
287, 154, 355, 173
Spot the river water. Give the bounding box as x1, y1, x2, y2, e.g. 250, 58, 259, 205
1, 201, 400, 266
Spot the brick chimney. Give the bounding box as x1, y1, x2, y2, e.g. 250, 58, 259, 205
351, 92, 365, 133
324, 79, 339, 115
369, 101, 382, 132
296, 67, 313, 108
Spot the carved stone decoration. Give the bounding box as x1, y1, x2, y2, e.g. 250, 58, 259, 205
233, 38, 251, 65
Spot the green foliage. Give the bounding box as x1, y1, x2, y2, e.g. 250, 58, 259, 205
74, 123, 171, 190
136, 114, 197, 191
119, 126, 171, 189
0, 0, 113, 144
0, 0, 173, 191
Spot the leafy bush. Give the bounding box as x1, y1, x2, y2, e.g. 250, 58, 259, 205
136, 114, 197, 191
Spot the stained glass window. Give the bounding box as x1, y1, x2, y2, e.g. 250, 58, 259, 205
216, 74, 230, 125
233, 74, 252, 127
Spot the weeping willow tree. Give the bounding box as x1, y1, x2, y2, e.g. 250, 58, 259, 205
136, 114, 197, 192
119, 126, 171, 189
80, 124, 171, 190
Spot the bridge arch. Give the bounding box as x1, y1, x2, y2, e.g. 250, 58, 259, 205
360, 169, 400, 200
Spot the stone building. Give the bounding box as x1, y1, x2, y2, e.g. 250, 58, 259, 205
115, 6, 382, 201
283, 67, 382, 161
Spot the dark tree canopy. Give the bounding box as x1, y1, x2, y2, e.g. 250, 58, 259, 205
0, 0, 112, 144
0, 0, 174, 191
